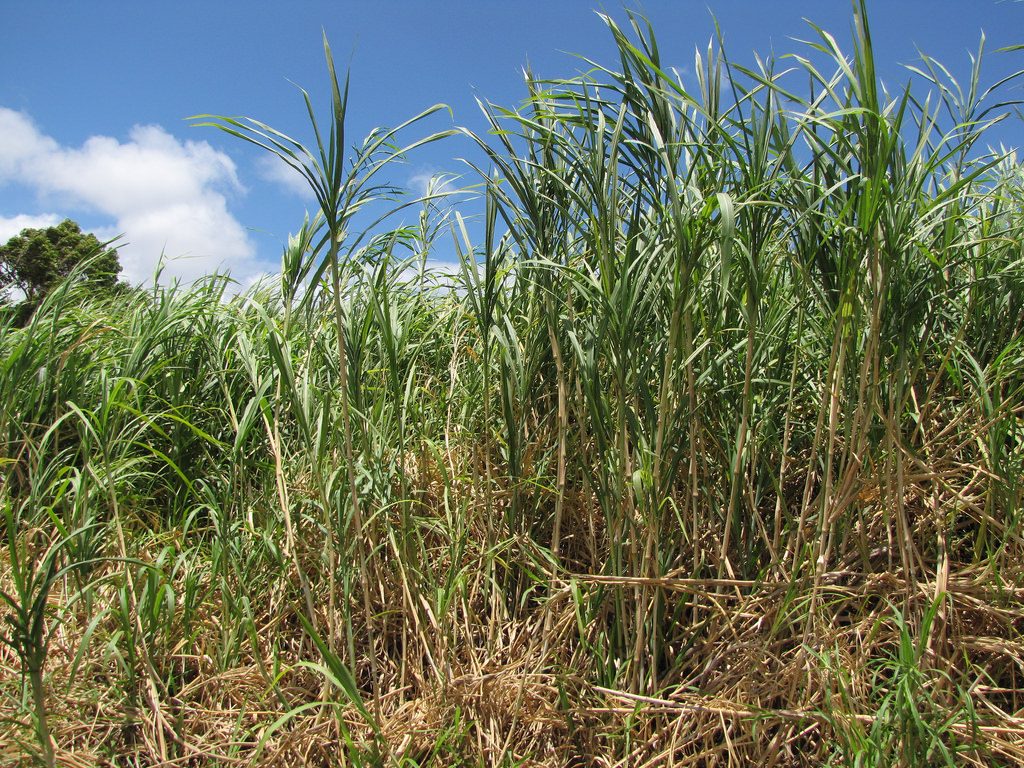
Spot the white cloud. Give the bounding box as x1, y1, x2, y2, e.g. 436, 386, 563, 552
408, 171, 460, 200
0, 107, 266, 285
0, 110, 58, 177
0, 213, 62, 243
257, 154, 315, 199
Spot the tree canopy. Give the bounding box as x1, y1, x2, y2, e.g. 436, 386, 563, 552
0, 219, 121, 303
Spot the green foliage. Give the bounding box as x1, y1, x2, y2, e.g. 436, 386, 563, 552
812, 601, 981, 768
0, 5, 1022, 766
0, 218, 121, 304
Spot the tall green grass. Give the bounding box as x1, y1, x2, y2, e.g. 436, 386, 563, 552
2, 4, 1023, 765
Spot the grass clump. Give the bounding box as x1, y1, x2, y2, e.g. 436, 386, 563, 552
2, 3, 1024, 765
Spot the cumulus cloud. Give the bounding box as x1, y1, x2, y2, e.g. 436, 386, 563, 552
0, 107, 266, 285
0, 213, 62, 242
257, 154, 315, 199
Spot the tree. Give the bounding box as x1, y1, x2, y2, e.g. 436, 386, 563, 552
0, 219, 121, 303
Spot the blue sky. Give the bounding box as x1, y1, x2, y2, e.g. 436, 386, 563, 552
1, 1, 1021, 286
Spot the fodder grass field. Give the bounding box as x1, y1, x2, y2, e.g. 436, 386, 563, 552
2, 4, 1024, 765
